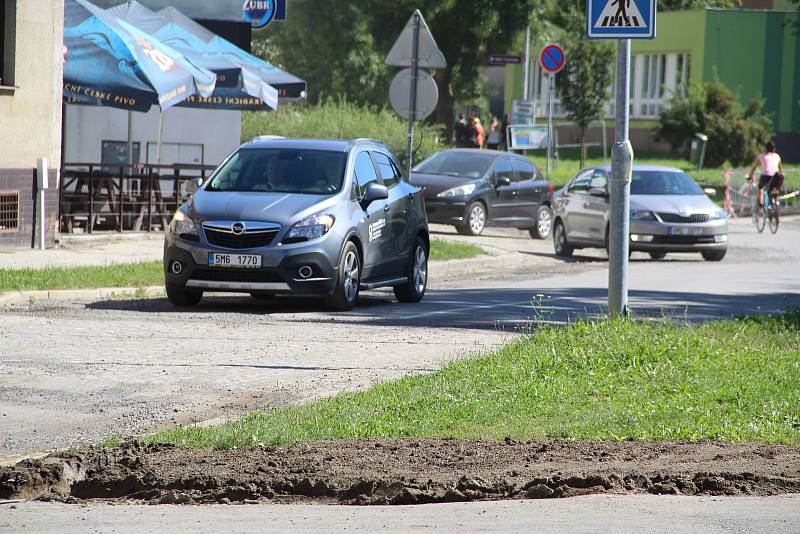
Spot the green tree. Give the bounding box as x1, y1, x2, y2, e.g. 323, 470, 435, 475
653, 81, 773, 167
658, 0, 738, 9
550, 1, 615, 167
253, 0, 533, 131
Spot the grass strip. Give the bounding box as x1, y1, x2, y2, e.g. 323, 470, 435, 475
0, 240, 481, 292
429, 239, 485, 261
0, 261, 164, 292
147, 312, 800, 448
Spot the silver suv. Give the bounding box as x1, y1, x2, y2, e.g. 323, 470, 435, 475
164, 138, 429, 310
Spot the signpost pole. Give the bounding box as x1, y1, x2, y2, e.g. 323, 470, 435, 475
522, 25, 531, 100
406, 12, 421, 175
608, 39, 633, 317
547, 73, 554, 181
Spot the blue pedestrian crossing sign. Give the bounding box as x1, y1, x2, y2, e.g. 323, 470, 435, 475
586, 0, 656, 40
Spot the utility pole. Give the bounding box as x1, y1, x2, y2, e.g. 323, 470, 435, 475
608, 39, 633, 317
405, 12, 420, 176
522, 25, 531, 100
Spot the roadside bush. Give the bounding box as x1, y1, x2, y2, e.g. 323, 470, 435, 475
241, 98, 445, 169
653, 81, 772, 168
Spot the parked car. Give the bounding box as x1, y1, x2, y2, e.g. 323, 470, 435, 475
410, 149, 554, 238
163, 138, 429, 311
552, 165, 728, 261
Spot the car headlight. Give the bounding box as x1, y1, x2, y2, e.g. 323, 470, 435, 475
284, 214, 335, 243
437, 183, 477, 199
171, 209, 197, 237
710, 210, 727, 220
630, 209, 656, 220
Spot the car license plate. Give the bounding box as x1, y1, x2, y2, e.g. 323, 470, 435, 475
668, 226, 703, 236
208, 253, 261, 268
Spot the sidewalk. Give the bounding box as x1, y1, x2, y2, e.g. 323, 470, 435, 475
0, 233, 164, 269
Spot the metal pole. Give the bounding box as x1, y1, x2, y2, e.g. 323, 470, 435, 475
156, 110, 165, 165
127, 110, 134, 166
546, 73, 554, 181
608, 39, 634, 317
405, 12, 421, 175
39, 189, 46, 250
522, 25, 531, 100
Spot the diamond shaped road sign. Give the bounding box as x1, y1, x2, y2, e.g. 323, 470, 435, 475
385, 10, 446, 69
586, 0, 656, 40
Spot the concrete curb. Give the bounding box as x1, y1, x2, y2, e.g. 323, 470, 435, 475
0, 286, 165, 306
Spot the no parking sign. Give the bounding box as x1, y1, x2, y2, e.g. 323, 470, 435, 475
539, 44, 565, 75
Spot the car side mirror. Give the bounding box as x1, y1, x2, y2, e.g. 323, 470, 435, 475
495, 176, 512, 188
360, 182, 389, 211
187, 177, 203, 194
589, 187, 608, 197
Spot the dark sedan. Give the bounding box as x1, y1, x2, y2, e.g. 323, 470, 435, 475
410, 149, 554, 238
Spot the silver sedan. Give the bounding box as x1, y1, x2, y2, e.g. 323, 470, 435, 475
551, 165, 728, 261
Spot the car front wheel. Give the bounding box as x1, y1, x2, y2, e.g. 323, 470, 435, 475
649, 251, 667, 260
529, 205, 553, 240
702, 249, 726, 262
458, 201, 486, 236
394, 237, 428, 303
166, 284, 202, 307
324, 241, 361, 311
553, 220, 574, 257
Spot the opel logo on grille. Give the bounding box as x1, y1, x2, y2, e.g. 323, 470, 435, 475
231, 222, 246, 235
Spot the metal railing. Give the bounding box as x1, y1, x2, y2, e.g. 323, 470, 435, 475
722, 168, 800, 218
59, 162, 217, 233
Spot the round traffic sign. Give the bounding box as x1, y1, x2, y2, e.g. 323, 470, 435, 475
389, 68, 439, 121
539, 44, 565, 74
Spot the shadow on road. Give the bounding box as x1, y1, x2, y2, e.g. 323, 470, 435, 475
86, 286, 800, 331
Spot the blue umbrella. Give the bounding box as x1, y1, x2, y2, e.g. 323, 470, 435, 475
106, 1, 279, 110
157, 6, 306, 104
63, 0, 216, 112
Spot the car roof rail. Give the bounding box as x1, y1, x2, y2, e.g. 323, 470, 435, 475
248, 135, 286, 143
352, 138, 391, 151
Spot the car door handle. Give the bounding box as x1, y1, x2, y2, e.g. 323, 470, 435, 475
511, 191, 519, 196
384, 204, 391, 213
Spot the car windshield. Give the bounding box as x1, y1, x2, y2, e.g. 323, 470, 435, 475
630, 170, 704, 196
413, 151, 494, 179
206, 149, 347, 195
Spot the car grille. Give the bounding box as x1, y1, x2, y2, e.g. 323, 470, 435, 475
204, 228, 278, 249
657, 212, 710, 224
189, 268, 284, 283
651, 235, 716, 245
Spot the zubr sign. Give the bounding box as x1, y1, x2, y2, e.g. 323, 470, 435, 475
243, 0, 287, 30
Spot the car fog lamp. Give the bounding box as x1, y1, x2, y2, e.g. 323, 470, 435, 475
630, 234, 654, 243
714, 234, 729, 243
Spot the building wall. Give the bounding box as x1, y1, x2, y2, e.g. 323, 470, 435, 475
64, 106, 242, 167
0, 0, 64, 248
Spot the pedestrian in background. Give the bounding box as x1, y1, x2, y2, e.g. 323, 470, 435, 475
472, 116, 485, 148
501, 113, 510, 150
487, 116, 501, 150
453, 113, 468, 147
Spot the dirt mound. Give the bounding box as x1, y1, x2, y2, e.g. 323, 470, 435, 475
2, 439, 799, 505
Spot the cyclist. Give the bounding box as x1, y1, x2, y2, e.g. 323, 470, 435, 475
746, 141, 784, 206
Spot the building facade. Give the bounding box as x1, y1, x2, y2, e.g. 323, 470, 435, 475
0, 0, 65, 247
505, 7, 800, 161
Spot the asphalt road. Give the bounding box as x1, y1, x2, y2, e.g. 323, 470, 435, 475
3, 495, 799, 533
1, 217, 799, 458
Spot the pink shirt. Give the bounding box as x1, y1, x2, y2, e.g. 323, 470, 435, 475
758, 152, 781, 176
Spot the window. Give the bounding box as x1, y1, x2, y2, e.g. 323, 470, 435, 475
632, 52, 690, 118
371, 152, 399, 187
1, 0, 16, 87
569, 170, 594, 192
513, 158, 538, 181
414, 151, 494, 179
206, 149, 347, 195
353, 151, 380, 197
589, 170, 608, 190
494, 158, 514, 182
0, 191, 19, 231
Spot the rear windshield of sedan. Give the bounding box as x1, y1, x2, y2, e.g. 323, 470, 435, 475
206, 149, 347, 195
413, 151, 495, 179
631, 170, 703, 195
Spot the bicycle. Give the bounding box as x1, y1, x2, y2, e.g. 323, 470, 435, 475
751, 180, 780, 234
